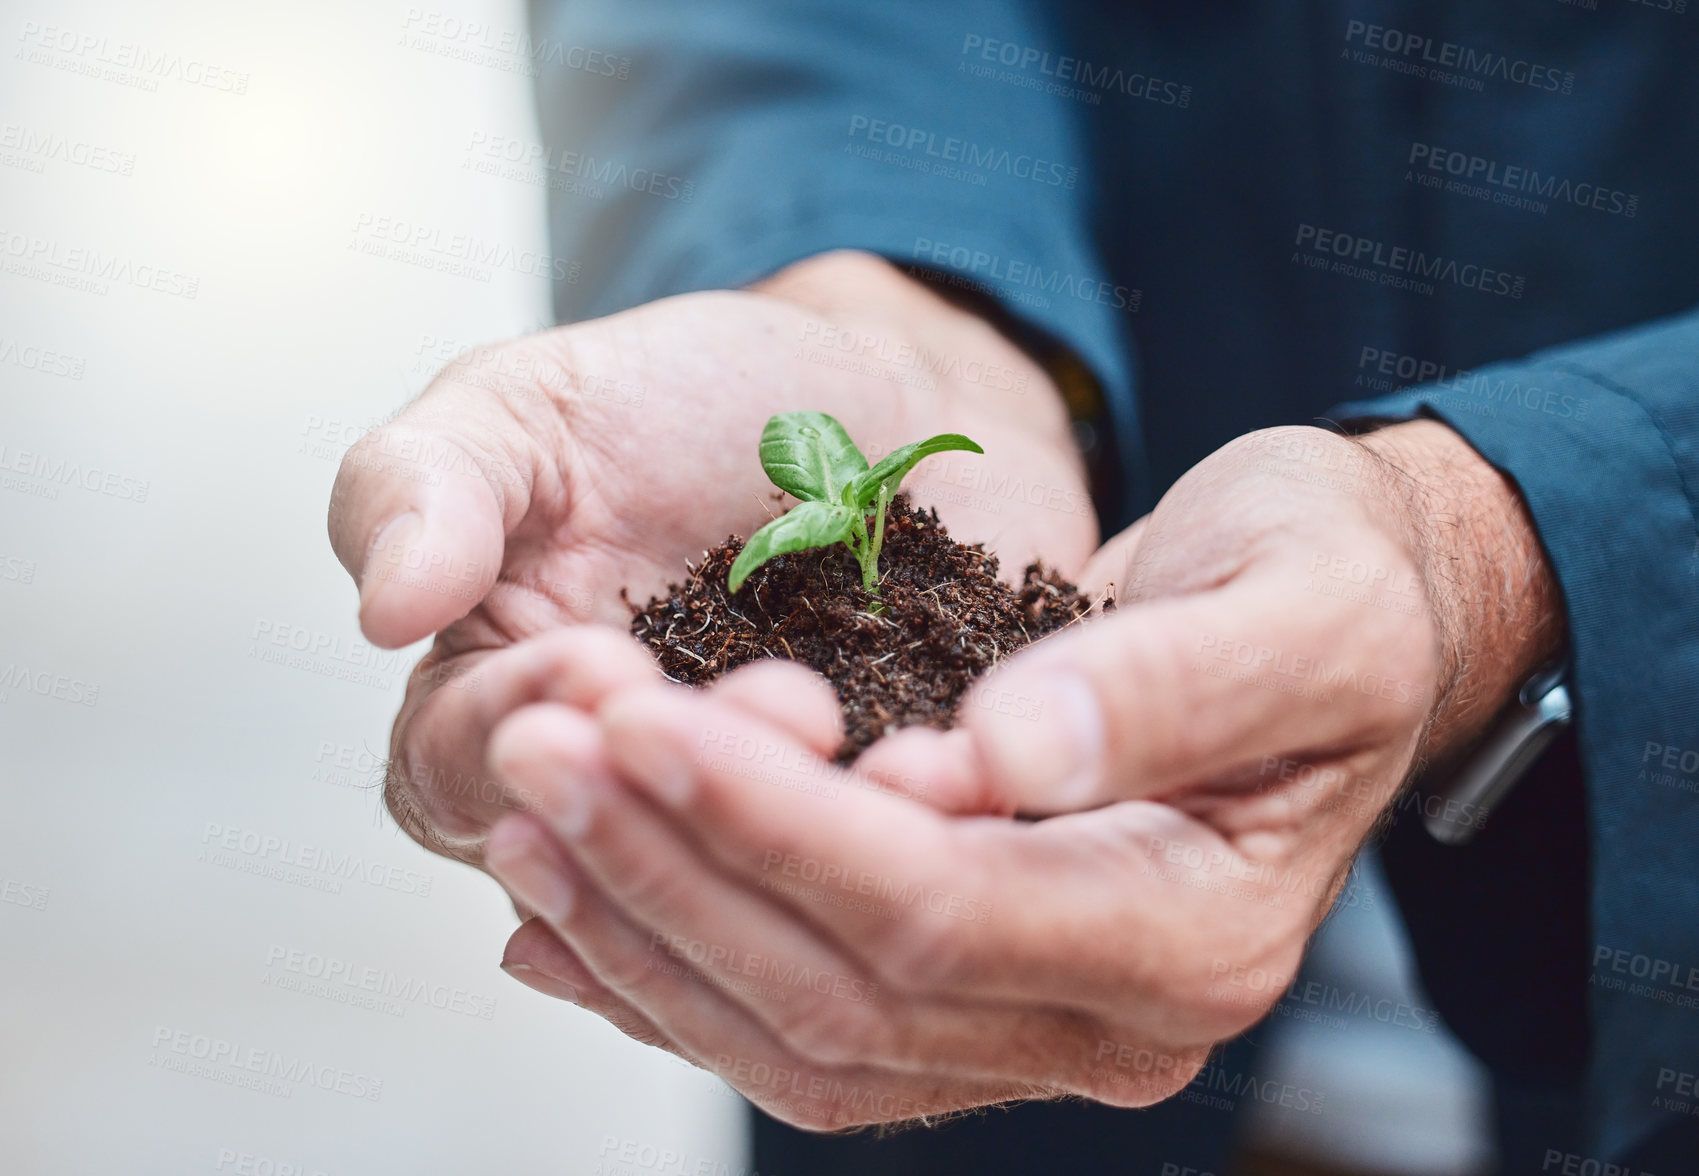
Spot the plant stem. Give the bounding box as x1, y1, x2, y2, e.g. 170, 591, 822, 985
867, 484, 889, 588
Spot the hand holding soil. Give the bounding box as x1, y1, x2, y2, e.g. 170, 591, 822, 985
481, 420, 1562, 1127
326, 252, 1095, 861
632, 411, 1109, 760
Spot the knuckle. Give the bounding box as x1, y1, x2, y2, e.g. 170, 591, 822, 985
877, 917, 970, 993
616, 857, 695, 922
593, 941, 659, 996
773, 993, 881, 1068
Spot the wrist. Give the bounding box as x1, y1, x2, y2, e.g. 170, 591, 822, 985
749, 250, 1075, 449
1357, 420, 1567, 761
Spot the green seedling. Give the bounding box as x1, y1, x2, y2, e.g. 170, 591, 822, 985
727, 411, 983, 599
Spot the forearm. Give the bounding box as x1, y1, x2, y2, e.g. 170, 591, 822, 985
750, 250, 1080, 482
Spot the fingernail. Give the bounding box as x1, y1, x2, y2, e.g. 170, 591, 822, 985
501, 961, 579, 1005
359, 510, 422, 607
486, 842, 574, 925
542, 774, 593, 841
616, 729, 694, 806
974, 671, 1103, 809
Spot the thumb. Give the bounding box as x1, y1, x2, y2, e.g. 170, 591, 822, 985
326, 382, 542, 649
961, 581, 1342, 814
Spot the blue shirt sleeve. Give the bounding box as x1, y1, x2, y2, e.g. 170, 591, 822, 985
530, 0, 1144, 518
1334, 308, 1699, 1158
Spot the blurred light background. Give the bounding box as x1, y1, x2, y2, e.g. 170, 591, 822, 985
0, 2, 1493, 1172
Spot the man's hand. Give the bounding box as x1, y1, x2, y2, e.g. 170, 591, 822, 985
325, 251, 1096, 863
481, 420, 1565, 1128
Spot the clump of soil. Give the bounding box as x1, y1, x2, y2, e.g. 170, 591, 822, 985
628, 497, 1108, 761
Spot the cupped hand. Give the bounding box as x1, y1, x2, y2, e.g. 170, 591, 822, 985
482, 420, 1565, 1127
325, 251, 1097, 862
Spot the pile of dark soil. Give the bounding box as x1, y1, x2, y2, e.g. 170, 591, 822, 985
628, 497, 1107, 761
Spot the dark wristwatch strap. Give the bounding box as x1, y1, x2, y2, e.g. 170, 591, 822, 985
1424, 658, 1573, 845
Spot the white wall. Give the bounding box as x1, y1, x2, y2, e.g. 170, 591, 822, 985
0, 2, 744, 1172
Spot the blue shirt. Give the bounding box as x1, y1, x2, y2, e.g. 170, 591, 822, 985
532, 0, 1699, 1159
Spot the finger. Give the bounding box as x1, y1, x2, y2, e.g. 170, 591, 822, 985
491, 703, 1130, 1086
598, 686, 1059, 1003
961, 573, 1423, 813
598, 684, 1308, 1023
484, 814, 1029, 1129
705, 659, 844, 760
1075, 514, 1150, 598
500, 917, 691, 1060
389, 627, 657, 849
327, 360, 556, 648
708, 660, 988, 813
492, 704, 893, 1067
851, 726, 1005, 814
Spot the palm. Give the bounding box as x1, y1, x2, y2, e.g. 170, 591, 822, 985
332, 267, 1096, 856
431, 287, 1095, 664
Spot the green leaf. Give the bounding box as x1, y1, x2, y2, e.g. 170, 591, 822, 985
848, 433, 983, 509
727, 500, 857, 593
757, 411, 868, 503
